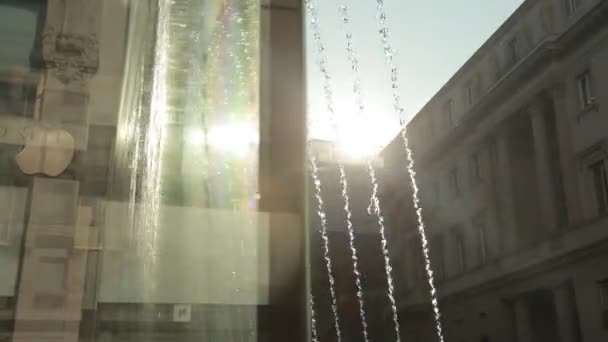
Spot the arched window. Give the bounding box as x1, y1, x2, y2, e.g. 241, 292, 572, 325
0, 0, 46, 118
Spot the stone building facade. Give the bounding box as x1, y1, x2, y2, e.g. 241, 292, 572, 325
380, 0, 608, 341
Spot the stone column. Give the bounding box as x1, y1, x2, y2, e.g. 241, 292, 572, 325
553, 282, 579, 342
551, 84, 583, 226
514, 296, 533, 342
529, 101, 559, 233
493, 126, 518, 253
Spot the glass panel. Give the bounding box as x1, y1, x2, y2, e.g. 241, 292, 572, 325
0, 1, 307, 341
100, 1, 266, 340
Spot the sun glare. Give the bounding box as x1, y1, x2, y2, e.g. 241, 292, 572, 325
308, 93, 399, 161
338, 132, 379, 160
186, 121, 258, 158
334, 116, 394, 161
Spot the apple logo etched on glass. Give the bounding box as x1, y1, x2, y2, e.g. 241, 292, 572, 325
15, 126, 75, 177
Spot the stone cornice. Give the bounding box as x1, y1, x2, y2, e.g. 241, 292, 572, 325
385, 0, 608, 169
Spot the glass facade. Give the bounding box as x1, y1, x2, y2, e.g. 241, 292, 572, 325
0, 1, 307, 341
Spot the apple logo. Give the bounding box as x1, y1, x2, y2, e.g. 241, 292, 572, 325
15, 126, 75, 177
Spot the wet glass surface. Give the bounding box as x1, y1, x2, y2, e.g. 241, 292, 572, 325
0, 1, 294, 341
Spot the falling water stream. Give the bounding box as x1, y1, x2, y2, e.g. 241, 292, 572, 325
373, 1, 446, 341
310, 295, 321, 342
309, 151, 343, 342
138, 0, 171, 293
306, 1, 371, 341
337, 4, 402, 342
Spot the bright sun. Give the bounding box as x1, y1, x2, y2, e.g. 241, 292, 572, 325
308, 93, 400, 161
334, 116, 394, 160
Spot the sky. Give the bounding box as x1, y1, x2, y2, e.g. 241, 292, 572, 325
305, 0, 524, 155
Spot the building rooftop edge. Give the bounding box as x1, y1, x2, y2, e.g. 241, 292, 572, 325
405, 0, 533, 125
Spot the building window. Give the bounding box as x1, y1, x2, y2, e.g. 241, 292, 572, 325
449, 167, 460, 197
473, 211, 488, 265
466, 84, 474, 107
576, 69, 595, 109
444, 99, 454, 128
590, 160, 608, 215
599, 279, 608, 329
470, 151, 482, 185
430, 236, 445, 281
407, 238, 423, 287
507, 37, 519, 66
451, 228, 466, 274
490, 54, 501, 82
0, 1, 46, 70
567, 0, 583, 15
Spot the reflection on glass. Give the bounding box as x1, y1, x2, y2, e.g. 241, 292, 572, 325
1, 0, 266, 341
107, 0, 263, 340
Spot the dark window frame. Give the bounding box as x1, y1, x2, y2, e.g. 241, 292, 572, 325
576, 69, 595, 110
507, 36, 519, 66
473, 211, 488, 265
590, 159, 608, 215
466, 83, 474, 107
430, 235, 445, 281
567, 0, 583, 15
470, 150, 483, 185
451, 227, 466, 274
444, 98, 454, 128
449, 167, 460, 197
